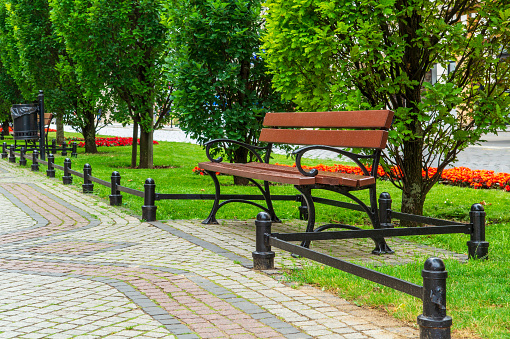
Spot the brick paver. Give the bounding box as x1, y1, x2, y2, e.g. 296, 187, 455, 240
0, 158, 462, 338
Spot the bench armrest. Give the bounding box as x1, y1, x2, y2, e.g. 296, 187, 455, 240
204, 138, 271, 163
293, 145, 376, 177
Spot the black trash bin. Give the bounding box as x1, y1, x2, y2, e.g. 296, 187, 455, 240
10, 104, 39, 140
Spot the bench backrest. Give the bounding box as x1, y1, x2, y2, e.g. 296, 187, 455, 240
259, 110, 394, 149
44, 113, 53, 127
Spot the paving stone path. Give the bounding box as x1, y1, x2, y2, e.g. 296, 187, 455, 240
0, 159, 466, 338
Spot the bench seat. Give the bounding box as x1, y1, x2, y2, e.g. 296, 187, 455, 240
199, 162, 375, 188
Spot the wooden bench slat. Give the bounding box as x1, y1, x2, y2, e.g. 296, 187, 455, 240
263, 110, 393, 129
198, 162, 316, 185
259, 129, 388, 149
44, 113, 53, 126
244, 163, 375, 187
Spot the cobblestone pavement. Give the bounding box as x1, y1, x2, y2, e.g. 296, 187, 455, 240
0, 159, 468, 338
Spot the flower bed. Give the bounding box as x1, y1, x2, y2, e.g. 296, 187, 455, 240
193, 166, 220, 175
194, 163, 510, 192
66, 137, 159, 148
0, 127, 56, 133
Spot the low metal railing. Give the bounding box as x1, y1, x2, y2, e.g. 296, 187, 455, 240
252, 212, 458, 338
4, 147, 490, 261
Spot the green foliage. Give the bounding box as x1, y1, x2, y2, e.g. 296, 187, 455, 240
262, 0, 510, 214
164, 0, 291, 161
0, 0, 67, 111
0, 60, 22, 120
50, 0, 169, 166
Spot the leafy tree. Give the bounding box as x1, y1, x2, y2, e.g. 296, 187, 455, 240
50, 0, 169, 168
0, 0, 69, 143
262, 0, 510, 217
165, 0, 291, 183
0, 61, 23, 134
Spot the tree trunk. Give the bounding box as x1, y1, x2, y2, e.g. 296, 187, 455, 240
139, 107, 154, 169
1, 121, 9, 136
400, 138, 425, 226
131, 121, 138, 168
56, 109, 65, 145
82, 110, 97, 154
233, 146, 250, 185
139, 127, 153, 168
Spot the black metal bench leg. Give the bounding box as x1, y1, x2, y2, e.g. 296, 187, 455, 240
263, 181, 281, 223
294, 185, 316, 248
202, 171, 220, 224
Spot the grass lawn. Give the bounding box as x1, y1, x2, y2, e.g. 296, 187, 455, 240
6, 133, 510, 338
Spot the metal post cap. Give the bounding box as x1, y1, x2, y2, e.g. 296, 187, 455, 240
84, 163, 91, 169
379, 192, 391, 199
423, 257, 445, 271
471, 203, 485, 212
256, 211, 271, 221
145, 178, 155, 184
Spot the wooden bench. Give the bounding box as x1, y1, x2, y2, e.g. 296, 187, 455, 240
43, 112, 53, 147
199, 110, 394, 254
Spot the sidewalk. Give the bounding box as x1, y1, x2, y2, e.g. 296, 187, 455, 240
0, 159, 466, 338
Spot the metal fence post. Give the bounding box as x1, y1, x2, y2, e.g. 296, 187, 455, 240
142, 178, 157, 221
61, 143, 67, 156
19, 147, 26, 166
82, 163, 93, 193
252, 212, 275, 270
417, 257, 452, 338
379, 192, 393, 228
38, 90, 46, 159
52, 139, 57, 154
46, 153, 55, 177
71, 142, 78, 158
31, 150, 39, 171
9, 145, 15, 163
468, 204, 489, 260
109, 171, 122, 206
1, 142, 7, 159
62, 158, 72, 184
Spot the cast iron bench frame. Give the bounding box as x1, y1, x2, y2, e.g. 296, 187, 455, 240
199, 110, 394, 254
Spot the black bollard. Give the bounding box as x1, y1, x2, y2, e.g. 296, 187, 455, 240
109, 171, 122, 206
51, 139, 57, 154
142, 178, 157, 221
417, 257, 452, 338
468, 204, 489, 260
61, 143, 67, 156
19, 147, 26, 166
62, 158, 72, 184
71, 142, 78, 158
46, 154, 55, 177
1, 142, 7, 159
252, 212, 275, 270
297, 195, 309, 221
82, 163, 93, 193
379, 192, 393, 228
9, 145, 15, 163
31, 150, 39, 171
